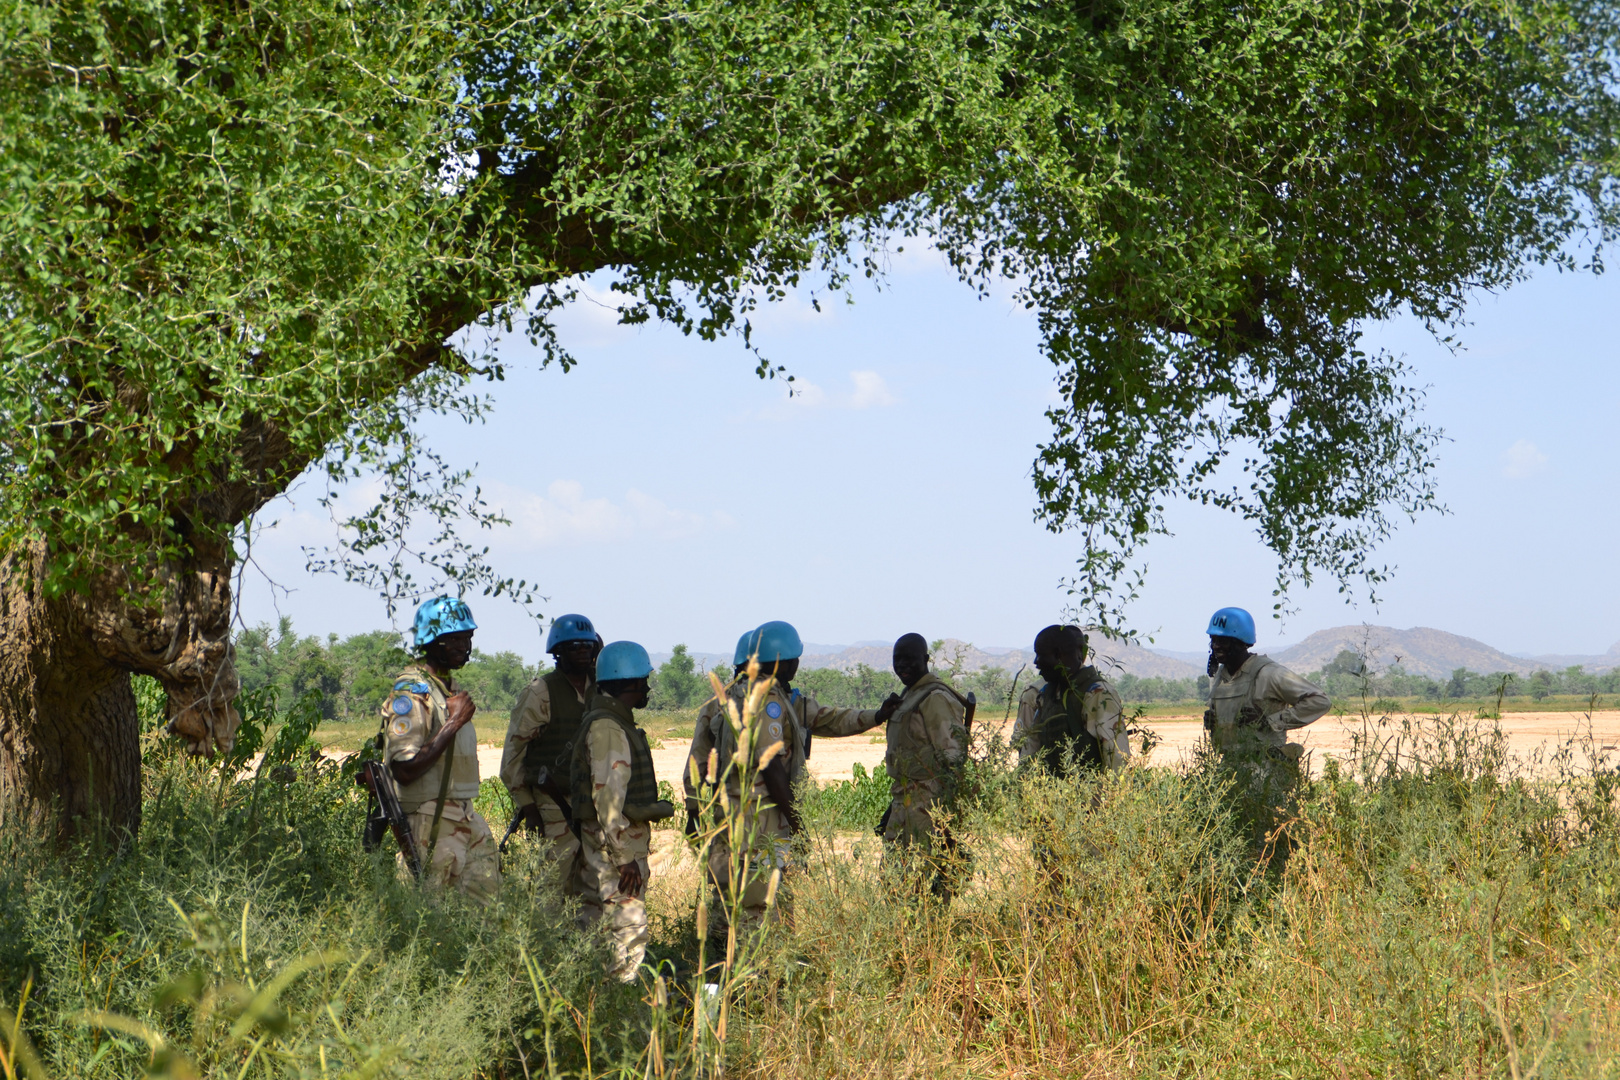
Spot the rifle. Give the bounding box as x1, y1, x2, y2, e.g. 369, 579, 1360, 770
501, 766, 579, 850
359, 760, 422, 880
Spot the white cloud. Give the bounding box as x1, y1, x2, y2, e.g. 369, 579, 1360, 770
1500, 438, 1549, 479
789, 380, 829, 407
849, 371, 897, 409
784, 370, 897, 411
491, 480, 731, 548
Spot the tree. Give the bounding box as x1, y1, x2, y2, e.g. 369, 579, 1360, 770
651, 646, 706, 711
456, 650, 542, 718
3, 0, 1618, 837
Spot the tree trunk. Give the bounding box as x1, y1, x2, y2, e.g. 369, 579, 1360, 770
0, 545, 241, 843
0, 551, 142, 840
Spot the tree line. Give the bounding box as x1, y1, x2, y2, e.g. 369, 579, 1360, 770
236, 620, 539, 723
235, 625, 1620, 728
234, 627, 1034, 722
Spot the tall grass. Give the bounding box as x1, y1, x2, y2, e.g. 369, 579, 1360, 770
2, 698, 1617, 1077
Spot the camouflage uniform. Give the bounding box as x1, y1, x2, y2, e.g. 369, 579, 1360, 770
570, 695, 662, 982
684, 679, 878, 948
880, 672, 969, 900
498, 670, 594, 892
1012, 670, 1130, 887
1012, 671, 1131, 773
381, 665, 500, 901
1205, 654, 1330, 755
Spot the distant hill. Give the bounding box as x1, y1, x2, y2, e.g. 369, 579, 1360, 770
1272, 626, 1620, 679
1527, 642, 1620, 671
799, 637, 1203, 679
658, 626, 1618, 684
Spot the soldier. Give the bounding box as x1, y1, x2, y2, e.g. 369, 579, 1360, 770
1202, 606, 1330, 761
381, 597, 500, 900
570, 641, 673, 983
1012, 624, 1131, 774
682, 620, 897, 953
875, 633, 970, 901
498, 613, 600, 890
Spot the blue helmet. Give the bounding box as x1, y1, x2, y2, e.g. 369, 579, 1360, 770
597, 641, 654, 682
1206, 607, 1256, 646
753, 620, 803, 662
733, 629, 757, 667
413, 596, 477, 649
546, 613, 598, 652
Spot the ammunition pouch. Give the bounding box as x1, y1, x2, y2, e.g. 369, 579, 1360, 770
624, 799, 675, 824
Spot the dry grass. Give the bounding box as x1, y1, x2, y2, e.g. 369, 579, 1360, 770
4, 703, 1618, 1079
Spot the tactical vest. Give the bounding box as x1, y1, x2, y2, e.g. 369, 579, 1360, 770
1033, 667, 1106, 775
776, 686, 810, 784
885, 677, 967, 785
1208, 655, 1283, 749
387, 668, 481, 811
522, 670, 593, 787
708, 682, 807, 794
570, 699, 660, 823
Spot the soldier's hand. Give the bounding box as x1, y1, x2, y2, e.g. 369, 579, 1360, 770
1202, 709, 1217, 732
515, 803, 543, 832
875, 693, 903, 724
445, 691, 475, 730
617, 861, 644, 896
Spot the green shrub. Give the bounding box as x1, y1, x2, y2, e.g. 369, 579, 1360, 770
4, 709, 1617, 1078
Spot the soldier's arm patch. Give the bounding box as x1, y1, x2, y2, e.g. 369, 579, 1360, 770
389, 716, 411, 737
391, 695, 414, 716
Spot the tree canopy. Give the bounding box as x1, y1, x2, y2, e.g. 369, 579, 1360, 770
2, 0, 1617, 742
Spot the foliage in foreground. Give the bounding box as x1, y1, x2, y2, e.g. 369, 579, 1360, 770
2, 711, 1618, 1078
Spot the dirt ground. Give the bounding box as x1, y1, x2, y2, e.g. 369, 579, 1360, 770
470, 709, 1620, 787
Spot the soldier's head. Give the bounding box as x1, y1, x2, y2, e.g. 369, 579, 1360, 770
732, 628, 756, 678
892, 633, 930, 687
1205, 607, 1256, 674
413, 597, 476, 671
1033, 624, 1087, 688
758, 657, 800, 686
545, 614, 600, 680
599, 676, 651, 708
751, 620, 802, 688
596, 641, 653, 709
1207, 635, 1251, 675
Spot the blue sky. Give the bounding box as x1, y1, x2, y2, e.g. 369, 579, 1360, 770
237, 245, 1620, 662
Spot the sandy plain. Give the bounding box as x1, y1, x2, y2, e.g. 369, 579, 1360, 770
472, 709, 1620, 788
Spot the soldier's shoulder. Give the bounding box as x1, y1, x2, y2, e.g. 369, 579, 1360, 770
388, 667, 434, 696
1018, 684, 1041, 704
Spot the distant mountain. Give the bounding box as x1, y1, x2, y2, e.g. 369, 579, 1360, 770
1271, 625, 1620, 680
1149, 647, 1211, 666
659, 626, 1617, 684
1525, 642, 1620, 671
798, 637, 1203, 680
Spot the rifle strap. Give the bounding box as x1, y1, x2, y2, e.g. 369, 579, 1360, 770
423, 736, 457, 875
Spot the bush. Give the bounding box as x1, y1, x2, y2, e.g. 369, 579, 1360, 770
4, 705, 1618, 1077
